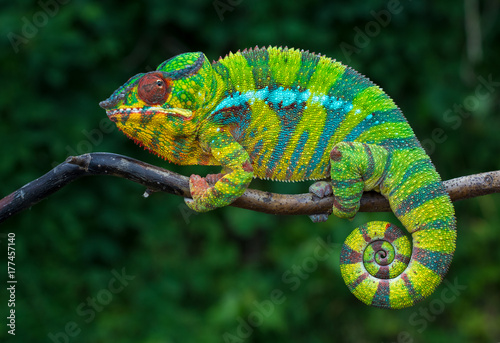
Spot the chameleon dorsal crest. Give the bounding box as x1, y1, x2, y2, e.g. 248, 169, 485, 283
101, 46, 457, 309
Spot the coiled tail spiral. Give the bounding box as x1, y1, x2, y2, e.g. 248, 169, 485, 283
330, 142, 457, 309
340, 222, 413, 308
340, 218, 456, 309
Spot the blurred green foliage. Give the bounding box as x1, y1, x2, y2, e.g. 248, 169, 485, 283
0, 0, 499, 342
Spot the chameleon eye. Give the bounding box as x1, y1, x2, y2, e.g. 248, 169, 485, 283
137, 72, 170, 105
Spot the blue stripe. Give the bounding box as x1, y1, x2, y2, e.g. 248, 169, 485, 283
328, 67, 372, 103
394, 182, 444, 217
389, 158, 434, 198
371, 281, 390, 308
286, 131, 309, 178
422, 217, 455, 230
211, 87, 353, 178
212, 88, 351, 116
345, 108, 406, 142
413, 248, 453, 276
265, 88, 307, 175
379, 136, 421, 151
251, 139, 265, 165
305, 105, 351, 175
291, 52, 320, 89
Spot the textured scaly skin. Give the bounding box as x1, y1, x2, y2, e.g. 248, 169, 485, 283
100, 46, 457, 309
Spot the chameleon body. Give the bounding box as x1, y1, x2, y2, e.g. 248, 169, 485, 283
100, 46, 457, 309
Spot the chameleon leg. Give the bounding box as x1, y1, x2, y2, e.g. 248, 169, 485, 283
329, 142, 389, 220
331, 142, 457, 309
186, 166, 253, 212
308, 142, 388, 223
185, 129, 254, 212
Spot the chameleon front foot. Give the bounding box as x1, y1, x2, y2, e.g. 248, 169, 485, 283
185, 168, 252, 212
308, 181, 333, 223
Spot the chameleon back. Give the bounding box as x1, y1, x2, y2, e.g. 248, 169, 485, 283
209, 47, 415, 181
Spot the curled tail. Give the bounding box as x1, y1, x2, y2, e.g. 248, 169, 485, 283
330, 142, 457, 309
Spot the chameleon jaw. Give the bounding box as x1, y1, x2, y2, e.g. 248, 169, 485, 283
105, 107, 193, 120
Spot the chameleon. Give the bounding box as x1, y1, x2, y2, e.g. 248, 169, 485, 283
99, 46, 457, 309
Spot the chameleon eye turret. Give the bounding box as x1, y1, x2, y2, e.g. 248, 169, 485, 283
137, 72, 171, 105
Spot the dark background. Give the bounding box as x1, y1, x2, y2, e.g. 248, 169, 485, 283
1, 0, 499, 342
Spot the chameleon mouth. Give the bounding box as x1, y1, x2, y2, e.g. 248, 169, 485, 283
105, 107, 193, 121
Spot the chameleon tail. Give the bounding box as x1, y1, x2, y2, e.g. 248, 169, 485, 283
331, 142, 457, 309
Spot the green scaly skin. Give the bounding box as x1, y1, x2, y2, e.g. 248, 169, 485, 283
100, 46, 457, 309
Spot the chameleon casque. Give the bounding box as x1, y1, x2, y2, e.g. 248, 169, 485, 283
99, 46, 457, 309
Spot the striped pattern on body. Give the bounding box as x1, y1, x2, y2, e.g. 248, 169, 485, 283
210, 47, 417, 182
100, 46, 457, 309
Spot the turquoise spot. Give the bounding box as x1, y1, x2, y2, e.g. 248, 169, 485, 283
300, 89, 311, 102
330, 100, 342, 109
268, 88, 297, 107
344, 103, 353, 112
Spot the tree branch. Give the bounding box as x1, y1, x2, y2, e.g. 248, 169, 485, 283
1, 152, 499, 223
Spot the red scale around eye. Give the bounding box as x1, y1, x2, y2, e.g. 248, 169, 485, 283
137, 72, 171, 105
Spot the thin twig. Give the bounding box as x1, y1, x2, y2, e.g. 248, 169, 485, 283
0, 152, 499, 223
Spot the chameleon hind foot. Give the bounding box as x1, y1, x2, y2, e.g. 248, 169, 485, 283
308, 181, 333, 223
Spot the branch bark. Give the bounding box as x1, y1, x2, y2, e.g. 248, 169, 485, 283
1, 152, 499, 223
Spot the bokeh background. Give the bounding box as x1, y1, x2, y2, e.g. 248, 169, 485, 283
1, 0, 499, 342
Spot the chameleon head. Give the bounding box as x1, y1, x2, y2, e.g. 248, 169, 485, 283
99, 52, 218, 164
